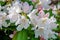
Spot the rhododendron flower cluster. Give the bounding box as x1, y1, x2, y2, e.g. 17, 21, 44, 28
0, 0, 59, 40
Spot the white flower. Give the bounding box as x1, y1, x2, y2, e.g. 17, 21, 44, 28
37, 18, 48, 28
52, 10, 57, 15
43, 29, 57, 40
35, 27, 45, 38
0, 12, 9, 28
9, 1, 22, 14
2, 21, 10, 27
52, 6, 57, 10
38, 10, 49, 18
58, 4, 60, 9
40, 0, 51, 9
0, 6, 1, 11
22, 2, 33, 13
28, 9, 49, 28
34, 16, 57, 40
9, 34, 14, 38
28, 9, 38, 26
8, 12, 21, 23
16, 24, 24, 31
49, 16, 56, 23
9, 2, 33, 14
29, 10, 57, 39
16, 16, 29, 31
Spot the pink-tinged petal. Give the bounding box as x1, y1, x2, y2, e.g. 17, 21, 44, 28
13, 31, 16, 35
28, 5, 33, 13
40, 36, 45, 40
9, 31, 16, 38
38, 10, 45, 18
9, 34, 14, 38
44, 13, 49, 18
58, 33, 60, 37
32, 0, 36, 2
22, 2, 29, 13
37, 5, 43, 11
50, 4, 55, 10
52, 6, 57, 10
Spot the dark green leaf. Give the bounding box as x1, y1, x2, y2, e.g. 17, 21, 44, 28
0, 1, 6, 6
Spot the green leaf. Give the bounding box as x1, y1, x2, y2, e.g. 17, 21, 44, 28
0, 1, 6, 6
12, 30, 28, 40
6, 20, 10, 24
31, 37, 39, 40
44, 10, 48, 13
21, 0, 29, 2
28, 1, 33, 5
52, 28, 60, 33
48, 9, 53, 18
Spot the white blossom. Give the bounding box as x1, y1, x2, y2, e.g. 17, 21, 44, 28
28, 9, 38, 26
22, 2, 33, 13
8, 11, 21, 23
28, 9, 57, 39
9, 34, 14, 38
16, 16, 30, 31
40, 0, 51, 9
0, 6, 1, 11
34, 16, 57, 40
0, 12, 10, 28
9, 1, 22, 14
58, 4, 60, 9
0, 0, 58, 39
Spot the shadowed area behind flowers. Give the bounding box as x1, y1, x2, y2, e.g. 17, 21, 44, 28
0, 30, 13, 40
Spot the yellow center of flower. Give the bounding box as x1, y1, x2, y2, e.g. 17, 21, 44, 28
39, 27, 44, 32
42, 18, 47, 24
